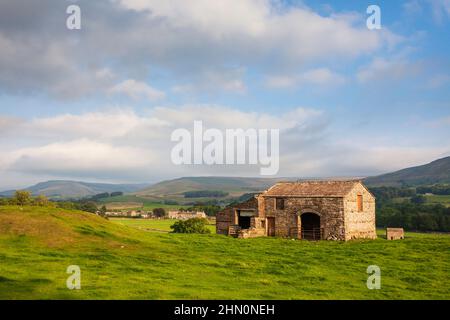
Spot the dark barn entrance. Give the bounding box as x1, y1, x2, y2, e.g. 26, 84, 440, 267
301, 212, 321, 240
237, 210, 253, 229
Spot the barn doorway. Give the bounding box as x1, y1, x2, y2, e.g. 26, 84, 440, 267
301, 212, 321, 240
237, 210, 253, 229
238, 216, 251, 229
267, 217, 275, 236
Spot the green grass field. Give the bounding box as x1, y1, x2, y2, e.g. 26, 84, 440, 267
391, 194, 450, 207
98, 195, 189, 210
425, 194, 450, 206
0, 206, 449, 299
110, 218, 216, 233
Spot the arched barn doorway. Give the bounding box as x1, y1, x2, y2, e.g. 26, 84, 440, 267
301, 212, 321, 240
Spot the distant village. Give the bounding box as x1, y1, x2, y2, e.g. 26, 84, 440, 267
102, 209, 207, 220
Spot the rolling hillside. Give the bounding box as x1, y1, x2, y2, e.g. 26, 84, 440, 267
0, 205, 449, 299
3, 155, 449, 201
0, 180, 150, 199
134, 176, 296, 198
364, 156, 450, 187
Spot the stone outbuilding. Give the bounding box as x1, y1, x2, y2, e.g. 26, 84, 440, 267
216, 180, 376, 241
386, 228, 404, 240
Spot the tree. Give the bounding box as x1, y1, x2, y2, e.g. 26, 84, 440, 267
56, 201, 78, 210
99, 205, 107, 217
14, 190, 32, 206
163, 199, 179, 205
33, 194, 50, 206
183, 190, 229, 198
90, 192, 110, 200
411, 195, 426, 205
170, 218, 211, 234
110, 191, 123, 197
78, 201, 98, 213
153, 207, 166, 218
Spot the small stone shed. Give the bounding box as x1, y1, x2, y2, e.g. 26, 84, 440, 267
386, 228, 404, 240
216, 180, 377, 241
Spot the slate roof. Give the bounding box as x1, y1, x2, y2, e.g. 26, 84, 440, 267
262, 180, 361, 197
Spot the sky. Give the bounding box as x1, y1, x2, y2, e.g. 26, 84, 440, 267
0, 0, 449, 189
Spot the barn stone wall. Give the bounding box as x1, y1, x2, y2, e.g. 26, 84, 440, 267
262, 196, 346, 240
216, 182, 377, 241
216, 197, 258, 235
216, 207, 234, 235
343, 184, 377, 240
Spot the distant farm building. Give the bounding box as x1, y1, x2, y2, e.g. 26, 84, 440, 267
216, 180, 377, 241
168, 210, 207, 220
386, 228, 404, 240
104, 210, 152, 218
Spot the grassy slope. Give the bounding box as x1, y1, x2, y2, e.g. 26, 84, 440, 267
390, 194, 450, 207
97, 195, 189, 210
364, 156, 450, 187
0, 181, 149, 199
0, 206, 449, 300
111, 218, 216, 233
425, 194, 450, 206
134, 177, 287, 198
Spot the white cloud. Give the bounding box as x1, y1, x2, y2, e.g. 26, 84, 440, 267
172, 68, 247, 94
109, 79, 165, 101
27, 109, 169, 140
0, 105, 324, 182
403, 0, 423, 16
0, 104, 446, 186
7, 139, 153, 179
426, 74, 450, 88
114, 0, 389, 63
0, 116, 23, 134
429, 0, 450, 23
0, 0, 400, 98
356, 58, 422, 83
266, 68, 346, 88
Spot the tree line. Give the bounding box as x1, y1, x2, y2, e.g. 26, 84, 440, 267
0, 190, 100, 213
369, 185, 450, 232
183, 190, 229, 198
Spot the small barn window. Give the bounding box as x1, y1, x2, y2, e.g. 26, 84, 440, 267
357, 195, 363, 212
275, 198, 285, 210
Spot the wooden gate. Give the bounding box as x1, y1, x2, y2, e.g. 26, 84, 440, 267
301, 228, 323, 240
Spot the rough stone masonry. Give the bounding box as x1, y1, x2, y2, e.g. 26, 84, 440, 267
216, 180, 377, 241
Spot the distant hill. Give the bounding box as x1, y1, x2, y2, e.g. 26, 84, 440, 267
6, 155, 448, 200
134, 176, 297, 198
0, 180, 150, 199
364, 156, 450, 187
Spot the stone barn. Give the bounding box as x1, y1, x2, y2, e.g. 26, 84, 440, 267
216, 180, 376, 241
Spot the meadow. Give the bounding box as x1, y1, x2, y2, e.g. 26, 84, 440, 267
0, 205, 449, 300
425, 194, 450, 206
110, 217, 216, 232
97, 194, 189, 210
